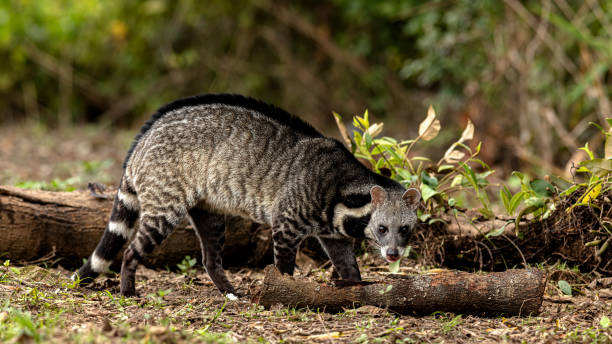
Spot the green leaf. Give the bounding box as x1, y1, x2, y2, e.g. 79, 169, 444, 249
500, 185, 511, 214
529, 179, 554, 197
417, 210, 431, 222
373, 137, 397, 146
382, 145, 404, 162
420, 184, 438, 202
558, 280, 572, 296
438, 164, 454, 173
399, 139, 415, 145
470, 158, 490, 170
459, 162, 478, 191
396, 168, 414, 183
450, 175, 464, 187
388, 261, 400, 274
515, 204, 541, 229
508, 191, 527, 215
524, 196, 545, 209
486, 224, 507, 238
364, 132, 373, 149
601, 316, 610, 329
580, 159, 612, 173
370, 145, 383, 155
579, 143, 595, 160
512, 171, 525, 182
353, 131, 363, 146
454, 142, 472, 154
559, 184, 579, 197
476, 170, 494, 186
421, 171, 438, 187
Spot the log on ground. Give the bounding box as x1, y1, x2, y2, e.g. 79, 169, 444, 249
253, 265, 547, 316
0, 186, 272, 268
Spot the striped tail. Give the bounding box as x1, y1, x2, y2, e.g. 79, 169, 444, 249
72, 181, 139, 284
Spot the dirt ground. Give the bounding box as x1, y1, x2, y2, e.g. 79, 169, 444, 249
0, 261, 611, 343
1, 123, 611, 343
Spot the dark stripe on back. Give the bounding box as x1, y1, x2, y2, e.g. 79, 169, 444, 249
343, 194, 372, 208
123, 93, 323, 168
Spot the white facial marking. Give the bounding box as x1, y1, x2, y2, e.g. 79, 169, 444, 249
333, 203, 372, 236
90, 253, 112, 273
108, 221, 131, 239
380, 246, 387, 259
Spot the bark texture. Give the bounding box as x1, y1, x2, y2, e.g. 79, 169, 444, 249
0, 186, 272, 268
253, 265, 547, 316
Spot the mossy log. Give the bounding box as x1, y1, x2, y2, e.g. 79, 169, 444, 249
253, 265, 547, 316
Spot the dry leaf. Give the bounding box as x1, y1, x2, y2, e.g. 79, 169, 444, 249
366, 122, 384, 138
459, 119, 474, 143
332, 112, 352, 147
306, 332, 344, 340
421, 119, 440, 141
418, 105, 437, 136
444, 150, 465, 163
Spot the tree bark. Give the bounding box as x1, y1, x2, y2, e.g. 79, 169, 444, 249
253, 265, 547, 317
0, 186, 272, 269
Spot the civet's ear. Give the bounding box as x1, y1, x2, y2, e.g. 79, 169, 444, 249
370, 185, 387, 207
402, 188, 421, 209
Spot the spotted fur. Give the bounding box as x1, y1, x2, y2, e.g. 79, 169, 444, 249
73, 94, 421, 296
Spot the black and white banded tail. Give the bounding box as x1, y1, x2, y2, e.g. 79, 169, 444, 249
72, 178, 139, 283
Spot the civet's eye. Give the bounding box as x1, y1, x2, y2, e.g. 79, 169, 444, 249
378, 225, 388, 234
400, 225, 410, 233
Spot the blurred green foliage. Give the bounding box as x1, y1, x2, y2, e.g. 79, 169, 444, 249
1, 0, 611, 172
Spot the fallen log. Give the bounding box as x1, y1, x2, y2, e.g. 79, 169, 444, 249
253, 265, 547, 316
2, 185, 610, 277
0, 186, 272, 268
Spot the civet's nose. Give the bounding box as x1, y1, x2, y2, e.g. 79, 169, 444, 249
386, 248, 400, 262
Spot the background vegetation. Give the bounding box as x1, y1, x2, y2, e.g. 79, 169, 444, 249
2, 2, 612, 343
2, 0, 612, 180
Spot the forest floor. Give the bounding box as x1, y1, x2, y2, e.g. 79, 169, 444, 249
1, 123, 611, 343
0, 261, 611, 343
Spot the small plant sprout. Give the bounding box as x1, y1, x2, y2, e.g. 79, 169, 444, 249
177, 255, 197, 275
378, 284, 393, 295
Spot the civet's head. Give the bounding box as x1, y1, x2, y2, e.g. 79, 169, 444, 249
366, 186, 421, 263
